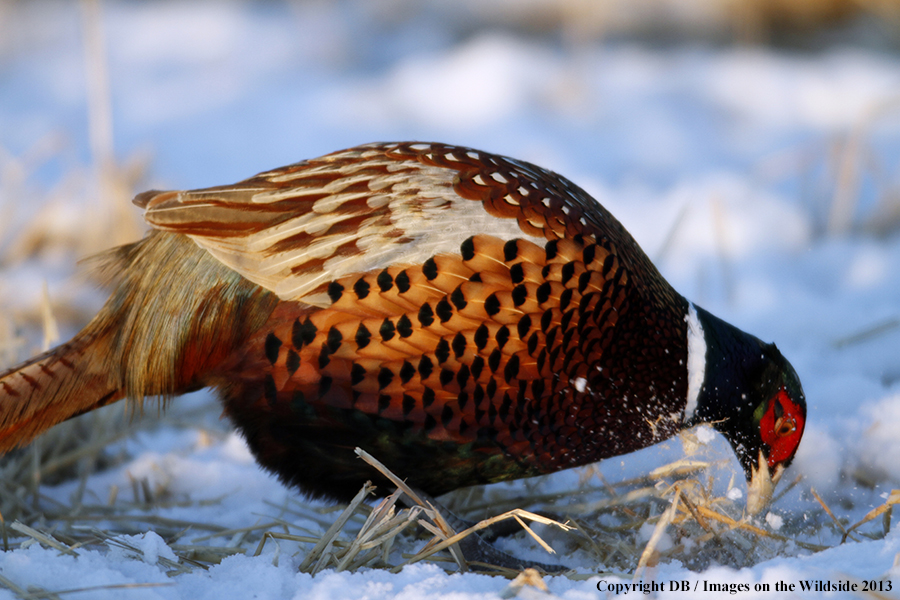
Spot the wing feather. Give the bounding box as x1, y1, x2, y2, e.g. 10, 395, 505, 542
134, 141, 648, 308
136, 144, 542, 306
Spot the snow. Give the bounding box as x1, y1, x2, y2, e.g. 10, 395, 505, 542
765, 512, 784, 531
2, 1, 900, 598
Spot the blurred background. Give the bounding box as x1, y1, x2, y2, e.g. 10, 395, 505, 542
1, 0, 900, 565
1, 0, 900, 342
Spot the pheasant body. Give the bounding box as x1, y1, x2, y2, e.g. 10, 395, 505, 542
0, 142, 805, 509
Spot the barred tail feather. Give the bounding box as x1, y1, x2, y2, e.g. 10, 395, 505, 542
0, 231, 278, 455
0, 331, 122, 453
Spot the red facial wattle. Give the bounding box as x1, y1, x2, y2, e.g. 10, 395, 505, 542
759, 386, 805, 467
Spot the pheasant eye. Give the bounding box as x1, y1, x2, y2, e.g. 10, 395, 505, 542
774, 416, 795, 437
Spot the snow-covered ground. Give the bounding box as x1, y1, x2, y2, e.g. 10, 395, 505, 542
2, 2, 900, 598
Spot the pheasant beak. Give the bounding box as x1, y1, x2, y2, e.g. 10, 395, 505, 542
746, 450, 784, 515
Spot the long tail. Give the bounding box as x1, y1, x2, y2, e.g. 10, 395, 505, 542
0, 230, 280, 455
0, 329, 122, 453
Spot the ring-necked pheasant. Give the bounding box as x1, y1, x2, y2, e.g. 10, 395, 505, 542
0, 142, 805, 529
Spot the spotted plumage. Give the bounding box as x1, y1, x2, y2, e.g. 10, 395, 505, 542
0, 142, 805, 515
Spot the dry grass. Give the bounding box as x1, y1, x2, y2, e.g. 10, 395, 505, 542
409, 0, 900, 47
825, 97, 900, 237
2, 404, 894, 584
759, 96, 900, 240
